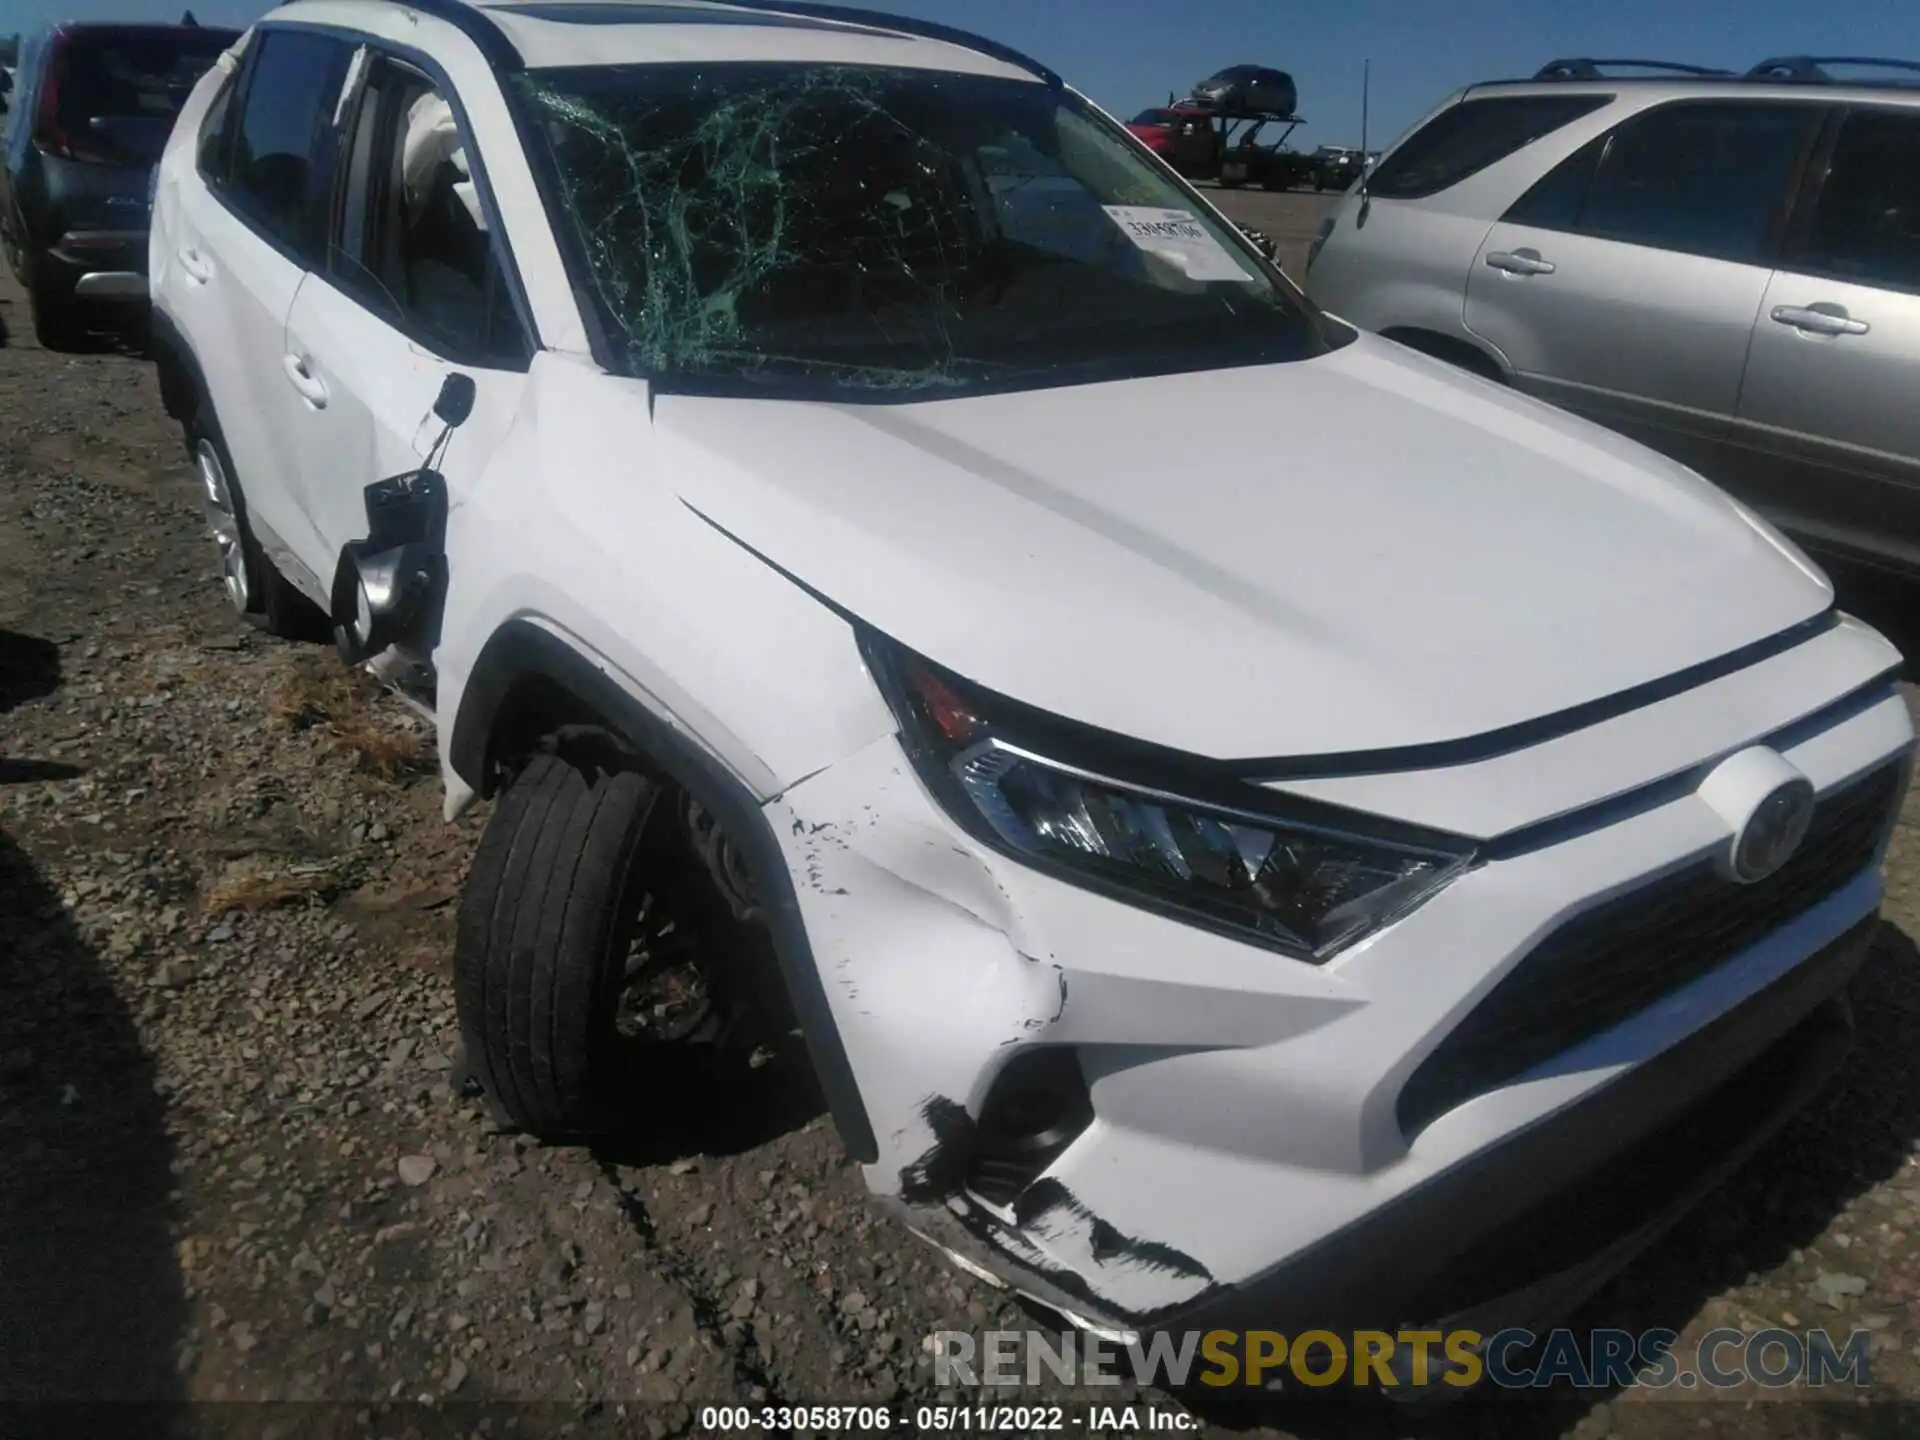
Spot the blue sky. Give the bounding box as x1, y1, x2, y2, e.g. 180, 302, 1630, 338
9, 0, 1914, 148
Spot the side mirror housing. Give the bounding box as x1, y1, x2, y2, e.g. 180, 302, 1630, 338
330, 467, 450, 665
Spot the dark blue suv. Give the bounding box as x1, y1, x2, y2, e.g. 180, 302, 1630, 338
1, 20, 236, 349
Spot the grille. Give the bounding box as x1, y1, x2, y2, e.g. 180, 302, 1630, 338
1397, 762, 1904, 1137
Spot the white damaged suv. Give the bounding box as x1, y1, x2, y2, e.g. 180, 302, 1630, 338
148, 0, 1913, 1362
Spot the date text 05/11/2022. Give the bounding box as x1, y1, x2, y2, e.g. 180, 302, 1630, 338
696, 1404, 1198, 1432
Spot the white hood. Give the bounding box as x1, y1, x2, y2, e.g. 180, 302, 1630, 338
655, 333, 1831, 761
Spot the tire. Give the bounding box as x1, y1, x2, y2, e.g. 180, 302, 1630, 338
30, 288, 90, 352
1217, 174, 1244, 190
455, 752, 666, 1136
191, 414, 325, 637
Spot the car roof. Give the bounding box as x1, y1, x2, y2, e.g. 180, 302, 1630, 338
1461, 55, 1920, 106
267, 0, 1051, 81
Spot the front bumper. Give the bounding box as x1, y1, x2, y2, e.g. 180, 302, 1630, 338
767, 617, 1912, 1334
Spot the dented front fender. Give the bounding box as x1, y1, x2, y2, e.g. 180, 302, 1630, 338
768, 731, 1360, 1326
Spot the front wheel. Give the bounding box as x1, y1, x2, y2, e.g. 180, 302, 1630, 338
458, 756, 741, 1136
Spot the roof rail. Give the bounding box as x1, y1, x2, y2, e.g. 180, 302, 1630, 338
1534, 57, 1732, 81
273, 0, 527, 69
276, 0, 1062, 86
1746, 55, 1920, 84
704, 1, 1061, 87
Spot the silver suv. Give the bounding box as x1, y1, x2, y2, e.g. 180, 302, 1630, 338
1305, 56, 1920, 579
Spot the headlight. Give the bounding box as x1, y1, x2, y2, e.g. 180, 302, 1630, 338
861, 634, 1475, 962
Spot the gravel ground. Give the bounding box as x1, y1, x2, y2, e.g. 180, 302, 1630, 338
2, 265, 1918, 1440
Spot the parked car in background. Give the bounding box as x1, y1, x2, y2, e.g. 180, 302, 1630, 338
1305, 55, 1920, 579
1216, 126, 1315, 191
1309, 144, 1367, 190
149, 0, 1914, 1378
1124, 103, 1219, 178
1, 19, 238, 349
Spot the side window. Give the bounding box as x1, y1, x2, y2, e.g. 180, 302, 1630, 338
1561, 101, 1820, 263
1503, 134, 1604, 230
1367, 95, 1612, 201
225, 29, 352, 258
196, 65, 239, 183
1790, 108, 1920, 294
329, 58, 530, 367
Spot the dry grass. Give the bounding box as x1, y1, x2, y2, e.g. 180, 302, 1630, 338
201, 863, 333, 915
268, 658, 430, 779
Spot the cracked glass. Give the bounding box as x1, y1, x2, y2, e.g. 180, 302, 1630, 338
513, 63, 1331, 396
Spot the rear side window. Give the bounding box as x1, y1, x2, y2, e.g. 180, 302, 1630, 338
42, 27, 235, 166
1790, 108, 1920, 294
1368, 94, 1610, 200
224, 29, 353, 257
1504, 100, 1821, 264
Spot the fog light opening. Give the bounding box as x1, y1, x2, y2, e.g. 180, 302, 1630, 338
967, 1047, 1093, 1208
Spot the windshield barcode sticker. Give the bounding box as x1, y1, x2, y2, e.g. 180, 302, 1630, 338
1102, 206, 1254, 282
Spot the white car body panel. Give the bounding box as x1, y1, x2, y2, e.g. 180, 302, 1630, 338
431, 351, 900, 801
658, 334, 1830, 760
775, 680, 1907, 1326
148, 0, 1917, 1343
281, 271, 527, 581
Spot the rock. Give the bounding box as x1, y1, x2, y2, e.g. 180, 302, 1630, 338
397, 1155, 437, 1187
444, 1358, 469, 1393
639, 1374, 682, 1404
668, 1158, 697, 1176
1812, 1271, 1868, 1307
583, 1303, 606, 1336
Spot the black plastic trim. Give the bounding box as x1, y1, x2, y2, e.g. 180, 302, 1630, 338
683, 499, 1842, 790
1535, 58, 1731, 80
146, 306, 209, 420
1244, 609, 1842, 780
446, 619, 878, 1162
1749, 55, 1920, 85
857, 608, 1840, 792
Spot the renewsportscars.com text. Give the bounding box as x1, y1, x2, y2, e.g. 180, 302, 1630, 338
930, 1326, 1875, 1391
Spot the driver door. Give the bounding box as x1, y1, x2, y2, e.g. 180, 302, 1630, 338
280, 49, 531, 585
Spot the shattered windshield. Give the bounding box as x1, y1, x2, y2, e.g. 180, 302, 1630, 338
513, 63, 1332, 396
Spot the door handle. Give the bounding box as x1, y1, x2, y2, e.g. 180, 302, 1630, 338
282, 353, 329, 408
177, 246, 211, 283
1770, 304, 1869, 337
1485, 249, 1556, 276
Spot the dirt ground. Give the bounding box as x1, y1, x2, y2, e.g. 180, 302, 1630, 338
1201, 186, 1338, 279
2, 255, 1919, 1440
